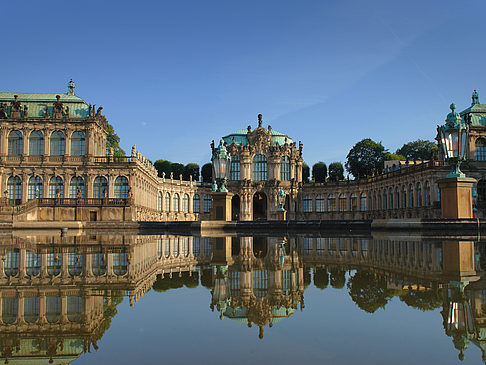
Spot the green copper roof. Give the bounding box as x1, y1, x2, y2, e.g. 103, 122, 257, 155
0, 88, 90, 119
222, 128, 294, 147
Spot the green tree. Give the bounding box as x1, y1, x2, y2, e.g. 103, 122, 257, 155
201, 163, 213, 183
171, 163, 185, 179
302, 163, 310, 183
314, 267, 329, 289
384, 152, 406, 161
396, 139, 438, 161
312, 162, 327, 183
183, 163, 200, 181
154, 160, 172, 178
399, 289, 442, 311
329, 266, 346, 289
105, 120, 126, 156
345, 138, 386, 178
328, 162, 344, 182
347, 270, 389, 313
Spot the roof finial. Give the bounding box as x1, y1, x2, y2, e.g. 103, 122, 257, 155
450, 103, 456, 112
472, 89, 479, 106
67, 78, 75, 96
257, 114, 263, 128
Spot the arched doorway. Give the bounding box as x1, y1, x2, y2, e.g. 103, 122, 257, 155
232, 195, 240, 221
253, 192, 267, 221
253, 237, 268, 258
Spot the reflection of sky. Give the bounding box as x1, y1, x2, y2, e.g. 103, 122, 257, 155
73, 275, 481, 365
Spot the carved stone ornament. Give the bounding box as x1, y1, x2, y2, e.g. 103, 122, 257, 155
248, 128, 271, 154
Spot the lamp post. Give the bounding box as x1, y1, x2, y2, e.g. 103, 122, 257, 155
210, 140, 233, 221
437, 104, 476, 219
276, 188, 287, 221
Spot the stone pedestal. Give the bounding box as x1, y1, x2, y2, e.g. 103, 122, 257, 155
277, 209, 287, 221
210, 192, 234, 221
438, 177, 476, 219
442, 240, 479, 282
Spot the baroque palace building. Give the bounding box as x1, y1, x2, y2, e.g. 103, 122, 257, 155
1, 81, 486, 223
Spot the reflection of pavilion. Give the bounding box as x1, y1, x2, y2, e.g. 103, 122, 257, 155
209, 236, 304, 338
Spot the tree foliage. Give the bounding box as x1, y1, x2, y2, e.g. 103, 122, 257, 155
395, 139, 438, 161
328, 162, 344, 182
105, 119, 126, 157
312, 162, 327, 183
183, 163, 200, 181
201, 163, 213, 183
399, 289, 442, 311
384, 152, 405, 161
314, 267, 329, 289
347, 270, 389, 313
302, 163, 310, 183
345, 138, 386, 179
329, 266, 346, 289
153, 160, 200, 181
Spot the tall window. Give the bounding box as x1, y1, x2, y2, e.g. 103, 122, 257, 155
29, 130, 44, 156
113, 253, 128, 276
315, 195, 325, 212
476, 138, 486, 161
328, 194, 336, 212
360, 193, 367, 211
395, 188, 400, 209
165, 192, 170, 211
280, 156, 290, 181
164, 238, 170, 258
71, 131, 85, 156
182, 194, 189, 213
114, 176, 129, 198
478, 180, 486, 202
230, 155, 240, 181
417, 182, 422, 207
28, 176, 43, 200
203, 195, 212, 213
8, 130, 23, 156
158, 192, 163, 211
67, 296, 83, 322
50, 131, 65, 156
49, 176, 64, 198
69, 177, 85, 198
402, 186, 407, 208
350, 194, 357, 211
383, 191, 387, 210
92, 253, 106, 276
7, 176, 22, 205
173, 193, 180, 212
93, 176, 108, 198
193, 194, 200, 213
409, 184, 414, 208
24, 297, 39, 323
68, 251, 83, 276
303, 195, 312, 212
26, 251, 41, 276
172, 238, 179, 258
47, 253, 62, 276
339, 194, 346, 212
253, 154, 267, 181
5, 248, 19, 277
389, 189, 393, 209
425, 181, 431, 206
182, 237, 189, 257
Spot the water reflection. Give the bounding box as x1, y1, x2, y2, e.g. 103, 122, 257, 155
0, 233, 485, 363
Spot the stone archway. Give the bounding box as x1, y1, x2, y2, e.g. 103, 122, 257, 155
232, 195, 240, 221
253, 191, 267, 221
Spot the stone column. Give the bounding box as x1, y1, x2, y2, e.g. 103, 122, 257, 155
65, 130, 72, 157
22, 128, 30, 157
19, 248, 26, 278
39, 292, 46, 324
0, 127, 8, 156
17, 292, 24, 324
44, 128, 51, 157
21, 171, 28, 203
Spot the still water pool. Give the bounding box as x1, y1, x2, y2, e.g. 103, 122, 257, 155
0, 232, 483, 364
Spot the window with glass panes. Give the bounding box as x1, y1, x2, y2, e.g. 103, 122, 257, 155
71, 131, 85, 156
29, 130, 44, 155
203, 195, 212, 213
252, 154, 267, 181
182, 194, 189, 212
8, 130, 22, 156
49, 176, 64, 198
26, 251, 41, 276
93, 176, 107, 198
50, 131, 65, 156
157, 192, 162, 211
339, 194, 346, 211
193, 194, 200, 213
28, 176, 43, 199
315, 195, 325, 212
230, 155, 240, 180
280, 156, 290, 181
7, 176, 22, 205
303, 195, 312, 212
328, 195, 336, 211
477, 138, 486, 161
360, 193, 367, 211
173, 193, 180, 212
165, 193, 170, 211
69, 177, 84, 198
114, 176, 129, 198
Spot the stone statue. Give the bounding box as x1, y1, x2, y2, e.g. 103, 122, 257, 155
53, 95, 63, 118
10, 95, 21, 113
0, 103, 7, 119
55, 188, 61, 198
45, 106, 50, 118
211, 140, 215, 153
258, 114, 263, 128
170, 172, 174, 179
64, 106, 69, 118
247, 125, 251, 132
131, 145, 136, 157
103, 189, 107, 198
23, 105, 28, 117
96, 106, 103, 117
67, 78, 75, 96
76, 188, 82, 198
472, 89, 480, 105
127, 188, 133, 199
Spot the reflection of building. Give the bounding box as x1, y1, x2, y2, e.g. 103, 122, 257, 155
208, 236, 304, 338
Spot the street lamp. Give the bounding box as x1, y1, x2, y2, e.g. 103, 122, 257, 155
211, 140, 231, 192
438, 103, 470, 178
277, 188, 286, 211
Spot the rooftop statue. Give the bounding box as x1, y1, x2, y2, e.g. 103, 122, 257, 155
10, 95, 21, 117
0, 103, 7, 119
53, 95, 63, 118
472, 89, 479, 105
67, 78, 75, 96
258, 113, 263, 128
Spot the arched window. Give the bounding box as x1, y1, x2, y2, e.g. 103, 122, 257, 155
71, 131, 85, 156
378, 194, 382, 210
182, 237, 189, 257
24, 297, 39, 323
476, 138, 486, 161
173, 193, 180, 212
172, 238, 179, 258
114, 176, 129, 198
389, 188, 393, 209
29, 130, 44, 156
193, 194, 200, 213
383, 191, 387, 210
28, 176, 43, 200
69, 177, 85, 198
49, 176, 64, 198
409, 184, 414, 208
303, 195, 312, 212
360, 193, 367, 211
2, 298, 18, 324
402, 186, 407, 208
253, 155, 267, 181
157, 239, 162, 259
47, 253, 62, 276
425, 181, 431, 206
395, 188, 399, 209
8, 130, 23, 156
350, 194, 357, 211
50, 131, 65, 156
68, 251, 83, 276
417, 182, 422, 207
230, 155, 240, 181
5, 248, 19, 277
280, 156, 290, 181
46, 296, 61, 323
26, 251, 41, 277
157, 192, 163, 211
113, 252, 128, 276
67, 296, 83, 323
182, 194, 189, 213
165, 192, 171, 211
92, 253, 106, 276
7, 176, 22, 205
339, 194, 346, 212
93, 176, 108, 198
164, 238, 170, 258
315, 195, 325, 212
203, 195, 212, 213
327, 194, 336, 212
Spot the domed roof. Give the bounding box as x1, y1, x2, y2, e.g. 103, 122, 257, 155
223, 127, 293, 147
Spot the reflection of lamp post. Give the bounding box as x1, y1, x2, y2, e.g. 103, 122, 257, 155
211, 265, 230, 320
437, 104, 476, 219
276, 188, 287, 221
278, 238, 287, 267
211, 140, 231, 192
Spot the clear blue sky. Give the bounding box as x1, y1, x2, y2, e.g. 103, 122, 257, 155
3, 0, 486, 171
